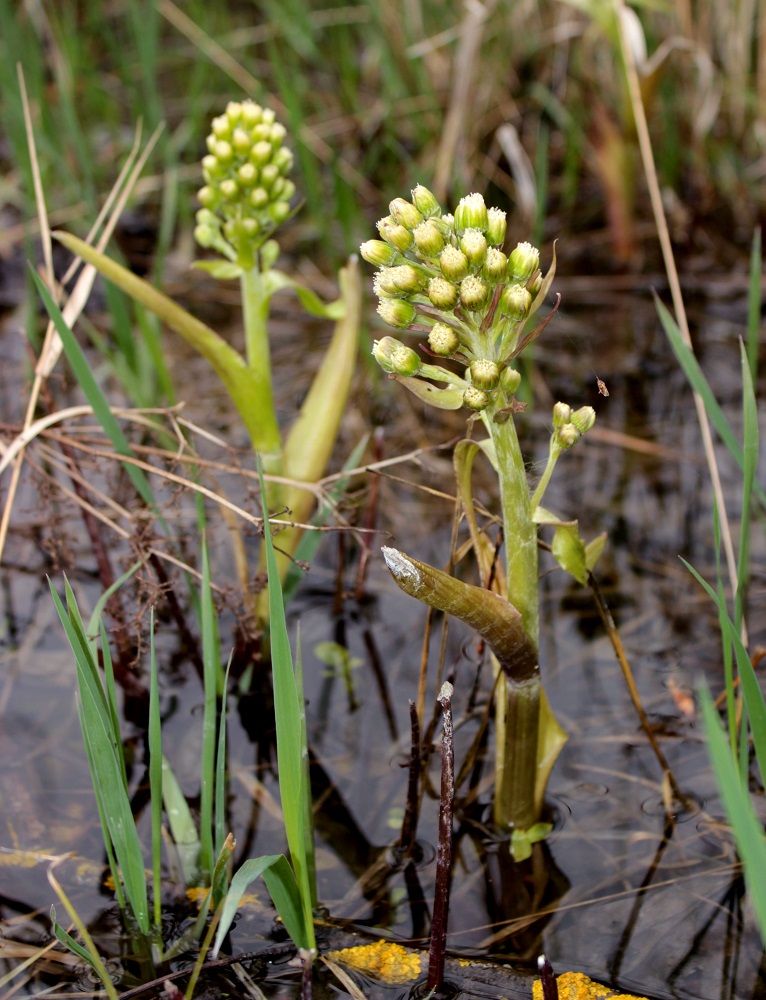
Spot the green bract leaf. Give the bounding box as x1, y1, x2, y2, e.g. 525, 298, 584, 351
510, 822, 552, 862
390, 374, 465, 410
551, 522, 588, 585
585, 532, 608, 571
266, 269, 345, 319
192, 260, 245, 280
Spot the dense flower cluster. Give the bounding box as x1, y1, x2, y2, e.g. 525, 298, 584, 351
194, 101, 295, 266
362, 186, 548, 412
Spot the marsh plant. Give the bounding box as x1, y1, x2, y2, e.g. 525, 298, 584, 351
55, 100, 362, 619
362, 187, 604, 848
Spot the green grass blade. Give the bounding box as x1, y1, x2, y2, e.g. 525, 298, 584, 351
199, 533, 218, 880
212, 854, 307, 958
50, 581, 149, 934
215, 654, 233, 863
736, 339, 758, 632
161, 757, 201, 886
149, 609, 163, 931
31, 269, 158, 509
747, 229, 761, 383
258, 458, 316, 951
656, 297, 742, 464
700, 685, 766, 943
50, 907, 97, 967
294, 625, 316, 910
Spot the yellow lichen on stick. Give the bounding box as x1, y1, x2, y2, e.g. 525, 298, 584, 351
326, 939, 423, 984
533, 971, 649, 1000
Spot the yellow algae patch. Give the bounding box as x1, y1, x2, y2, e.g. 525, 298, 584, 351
533, 971, 649, 1000
327, 939, 423, 984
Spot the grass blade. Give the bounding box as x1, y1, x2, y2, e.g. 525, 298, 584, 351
31, 269, 158, 509
736, 339, 758, 632
149, 609, 163, 931
700, 685, 766, 943
746, 229, 761, 383
199, 532, 219, 881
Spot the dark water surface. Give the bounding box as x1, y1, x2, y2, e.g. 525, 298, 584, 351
1, 280, 764, 999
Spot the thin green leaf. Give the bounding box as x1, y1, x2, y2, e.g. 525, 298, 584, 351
199, 533, 218, 880
551, 522, 588, 585
31, 269, 157, 509
215, 655, 233, 863
212, 854, 308, 958
746, 229, 761, 384
192, 260, 244, 280
700, 685, 766, 943
295, 626, 317, 910
86, 560, 142, 658
161, 757, 201, 886
736, 339, 758, 633
149, 609, 163, 930
265, 270, 345, 319
50, 907, 96, 968
656, 296, 766, 509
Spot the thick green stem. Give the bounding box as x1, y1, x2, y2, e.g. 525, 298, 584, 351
493, 672, 540, 831
241, 265, 282, 475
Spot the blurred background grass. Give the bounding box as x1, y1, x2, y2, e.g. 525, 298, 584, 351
1, 0, 764, 283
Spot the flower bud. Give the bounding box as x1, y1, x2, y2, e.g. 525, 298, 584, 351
459, 275, 489, 310
241, 102, 262, 128
390, 264, 423, 295
211, 115, 231, 140
483, 247, 508, 282
556, 424, 579, 449
377, 298, 417, 329
219, 178, 239, 201
360, 240, 401, 267
527, 272, 542, 295
214, 140, 234, 164
439, 245, 469, 282
378, 216, 414, 252
260, 164, 280, 189
237, 163, 258, 187
571, 406, 596, 436
499, 283, 532, 320
463, 385, 490, 411
268, 201, 290, 225
411, 184, 441, 217
225, 101, 243, 125
232, 127, 251, 154
454, 193, 488, 234
470, 359, 501, 390
249, 187, 270, 210
250, 140, 274, 167
374, 268, 402, 297
413, 221, 446, 257
460, 228, 487, 266
372, 336, 401, 373
500, 366, 521, 394
428, 277, 459, 310
553, 402, 572, 427
508, 241, 540, 282
486, 207, 507, 246
428, 322, 461, 356
389, 197, 424, 230
391, 344, 422, 376
198, 185, 219, 209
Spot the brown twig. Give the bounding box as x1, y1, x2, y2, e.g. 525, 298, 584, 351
428, 681, 455, 993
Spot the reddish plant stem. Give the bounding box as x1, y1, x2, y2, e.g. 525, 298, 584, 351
428, 681, 454, 993
398, 700, 421, 854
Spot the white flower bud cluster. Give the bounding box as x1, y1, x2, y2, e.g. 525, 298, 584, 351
195, 101, 296, 265
361, 186, 547, 413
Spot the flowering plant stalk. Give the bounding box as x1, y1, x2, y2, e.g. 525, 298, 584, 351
363, 187, 603, 843
55, 100, 361, 618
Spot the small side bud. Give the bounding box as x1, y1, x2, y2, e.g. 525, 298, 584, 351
459, 275, 489, 310
483, 247, 508, 282
372, 336, 401, 373
556, 424, 579, 449
571, 405, 596, 436
439, 245, 469, 282
411, 184, 441, 217
460, 228, 488, 266
378, 216, 414, 252
360, 240, 400, 267
428, 277, 459, 310
454, 192, 488, 234
486, 207, 507, 246
470, 359, 501, 391
413, 221, 447, 257
508, 241, 540, 282
463, 385, 490, 411
391, 344, 422, 377
377, 298, 417, 329
499, 283, 532, 320
552, 401, 572, 428
500, 366, 521, 394
428, 322, 461, 356
390, 264, 424, 295
389, 197, 424, 230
